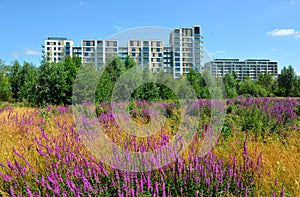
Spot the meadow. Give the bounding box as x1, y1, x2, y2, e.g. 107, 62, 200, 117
0, 97, 299, 196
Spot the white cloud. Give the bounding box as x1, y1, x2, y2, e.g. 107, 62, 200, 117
79, 1, 85, 6
24, 48, 41, 56
11, 48, 41, 60
290, 0, 295, 5
267, 28, 300, 38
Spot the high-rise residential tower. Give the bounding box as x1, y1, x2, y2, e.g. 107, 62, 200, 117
169, 25, 202, 78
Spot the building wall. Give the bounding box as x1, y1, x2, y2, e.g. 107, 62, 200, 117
169, 25, 202, 78
43, 37, 74, 62
43, 25, 203, 78
127, 40, 164, 72
82, 40, 118, 67
204, 59, 278, 80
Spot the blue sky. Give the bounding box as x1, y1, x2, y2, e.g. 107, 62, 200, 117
0, 0, 299, 74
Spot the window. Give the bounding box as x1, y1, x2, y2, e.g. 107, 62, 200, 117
143, 41, 149, 46
54, 52, 56, 56
194, 26, 200, 34
54, 47, 56, 51
97, 41, 103, 46
86, 48, 90, 51
130, 41, 134, 46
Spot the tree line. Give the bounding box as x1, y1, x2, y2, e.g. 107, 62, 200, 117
0, 56, 299, 106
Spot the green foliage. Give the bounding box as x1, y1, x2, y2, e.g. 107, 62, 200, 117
223, 73, 238, 98
73, 63, 100, 104
96, 56, 125, 103
35, 62, 67, 106
18, 62, 38, 104
278, 65, 297, 96
1, 55, 300, 106
0, 60, 12, 101
258, 72, 275, 96
9, 61, 21, 100
238, 77, 267, 97
62, 56, 82, 105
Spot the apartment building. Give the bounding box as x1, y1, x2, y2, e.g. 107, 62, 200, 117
81, 40, 118, 67
42, 25, 203, 77
127, 40, 164, 72
42, 37, 74, 62
73, 46, 82, 58
204, 59, 278, 80
169, 25, 202, 78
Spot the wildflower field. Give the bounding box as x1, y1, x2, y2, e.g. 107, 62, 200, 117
0, 97, 299, 196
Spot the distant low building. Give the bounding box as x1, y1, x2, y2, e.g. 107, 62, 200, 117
204, 59, 278, 80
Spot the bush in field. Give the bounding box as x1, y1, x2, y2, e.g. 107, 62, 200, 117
226, 97, 299, 138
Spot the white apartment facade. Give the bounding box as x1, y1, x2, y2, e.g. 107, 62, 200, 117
43, 37, 74, 62
81, 40, 118, 67
42, 25, 203, 78
204, 59, 278, 80
169, 25, 202, 78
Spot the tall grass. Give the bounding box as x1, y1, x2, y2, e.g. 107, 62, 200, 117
0, 97, 298, 196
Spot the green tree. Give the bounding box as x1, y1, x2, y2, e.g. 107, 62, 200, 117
258, 72, 275, 96
187, 69, 201, 98
9, 61, 22, 100
278, 65, 297, 97
124, 55, 137, 70
62, 56, 81, 105
238, 77, 267, 97
19, 62, 38, 103
0, 60, 11, 101
35, 62, 67, 106
223, 73, 238, 98
73, 63, 100, 104
96, 56, 125, 103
